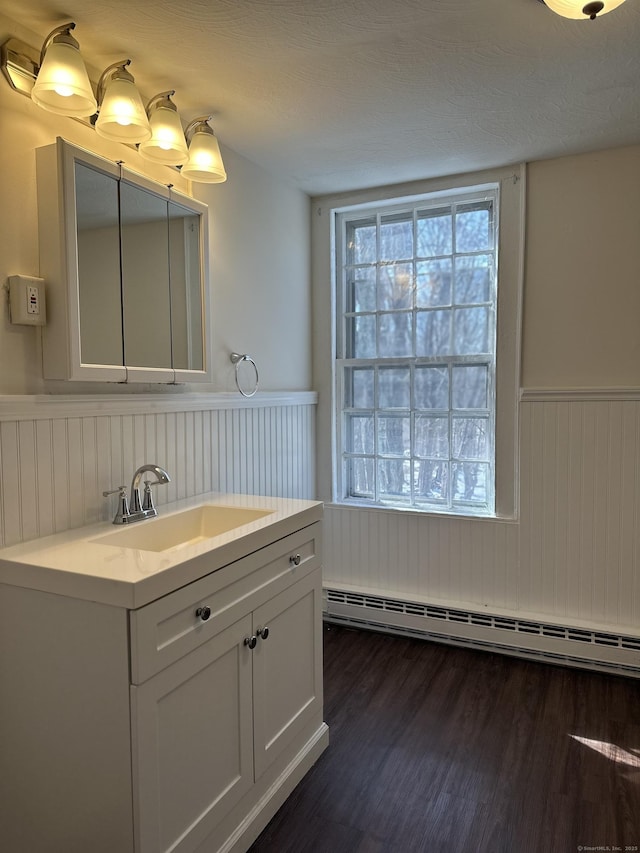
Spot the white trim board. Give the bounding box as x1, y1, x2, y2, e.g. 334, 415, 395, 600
521, 387, 640, 402
0, 392, 318, 422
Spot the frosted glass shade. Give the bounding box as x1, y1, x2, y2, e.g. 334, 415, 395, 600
32, 37, 96, 117
543, 0, 626, 18
138, 103, 188, 165
96, 74, 151, 143
182, 130, 227, 183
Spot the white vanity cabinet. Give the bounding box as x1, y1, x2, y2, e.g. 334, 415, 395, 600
0, 513, 327, 853
130, 526, 324, 853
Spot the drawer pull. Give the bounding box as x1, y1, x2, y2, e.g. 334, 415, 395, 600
257, 626, 270, 640
290, 554, 301, 567
244, 635, 257, 649
195, 605, 212, 622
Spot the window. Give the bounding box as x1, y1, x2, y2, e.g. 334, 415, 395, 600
335, 186, 499, 516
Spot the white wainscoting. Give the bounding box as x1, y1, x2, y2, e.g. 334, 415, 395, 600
519, 394, 640, 632
323, 506, 520, 614
0, 392, 316, 549
323, 390, 640, 638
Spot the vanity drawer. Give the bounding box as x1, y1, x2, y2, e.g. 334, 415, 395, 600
129, 522, 322, 683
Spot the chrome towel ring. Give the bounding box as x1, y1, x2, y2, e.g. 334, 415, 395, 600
230, 352, 259, 397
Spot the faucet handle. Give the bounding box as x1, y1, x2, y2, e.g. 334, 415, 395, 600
142, 480, 156, 513
103, 486, 127, 498
103, 486, 130, 525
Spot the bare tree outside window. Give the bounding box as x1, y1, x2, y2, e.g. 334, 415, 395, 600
336, 188, 497, 515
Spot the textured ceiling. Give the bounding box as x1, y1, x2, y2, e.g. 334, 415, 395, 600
2, 0, 640, 194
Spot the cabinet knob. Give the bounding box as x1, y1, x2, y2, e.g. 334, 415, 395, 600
244, 635, 257, 649
290, 554, 301, 567
257, 626, 270, 640
195, 605, 211, 621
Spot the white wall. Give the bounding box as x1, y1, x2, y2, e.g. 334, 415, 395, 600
523, 145, 640, 388
0, 12, 311, 395
313, 144, 640, 636
202, 146, 312, 392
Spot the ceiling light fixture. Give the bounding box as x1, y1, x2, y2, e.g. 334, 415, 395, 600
540, 0, 626, 19
138, 91, 189, 165
95, 60, 151, 143
181, 116, 227, 183
31, 22, 96, 116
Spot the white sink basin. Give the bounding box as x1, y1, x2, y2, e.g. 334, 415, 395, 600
93, 504, 275, 552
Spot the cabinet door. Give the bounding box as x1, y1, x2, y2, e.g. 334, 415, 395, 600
131, 615, 254, 853
120, 179, 173, 378
252, 569, 323, 779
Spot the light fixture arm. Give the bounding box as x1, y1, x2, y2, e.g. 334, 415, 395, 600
39, 22, 77, 66
184, 115, 214, 142
146, 90, 177, 115
97, 58, 132, 105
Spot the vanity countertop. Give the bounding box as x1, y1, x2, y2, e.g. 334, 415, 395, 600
0, 492, 323, 609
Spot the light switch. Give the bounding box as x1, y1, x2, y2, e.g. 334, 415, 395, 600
8, 275, 46, 326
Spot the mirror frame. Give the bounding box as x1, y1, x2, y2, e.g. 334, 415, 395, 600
36, 138, 211, 384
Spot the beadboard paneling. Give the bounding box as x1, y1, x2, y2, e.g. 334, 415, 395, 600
323, 505, 520, 614
0, 394, 316, 549
519, 398, 640, 630
324, 396, 640, 634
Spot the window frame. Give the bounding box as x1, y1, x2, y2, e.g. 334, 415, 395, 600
334, 185, 499, 516
311, 166, 523, 521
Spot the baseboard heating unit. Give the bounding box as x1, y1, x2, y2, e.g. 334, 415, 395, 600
323, 588, 640, 678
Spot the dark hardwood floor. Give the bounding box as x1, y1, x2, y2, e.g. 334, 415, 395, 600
249, 623, 640, 853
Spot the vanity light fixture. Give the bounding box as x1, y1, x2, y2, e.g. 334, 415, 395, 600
1, 27, 228, 182
138, 91, 189, 165
31, 22, 97, 116
540, 0, 626, 19
95, 60, 151, 143
181, 116, 227, 183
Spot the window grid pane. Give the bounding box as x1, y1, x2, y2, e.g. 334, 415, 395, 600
338, 190, 497, 515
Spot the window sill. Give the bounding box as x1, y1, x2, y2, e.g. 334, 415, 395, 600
325, 499, 518, 523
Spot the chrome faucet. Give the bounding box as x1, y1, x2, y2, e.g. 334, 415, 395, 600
103, 464, 171, 525
130, 464, 171, 517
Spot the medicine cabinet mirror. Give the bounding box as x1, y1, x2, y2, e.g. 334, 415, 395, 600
37, 138, 211, 383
